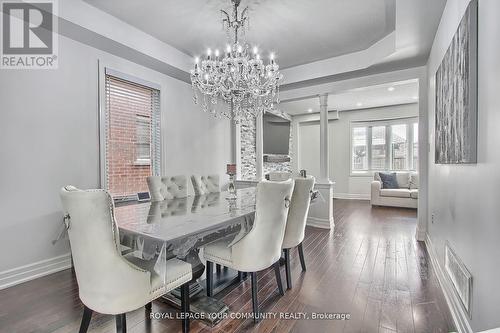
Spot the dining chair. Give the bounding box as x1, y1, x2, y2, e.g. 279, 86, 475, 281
191, 175, 222, 271
60, 186, 193, 333
147, 175, 188, 201
202, 180, 294, 322
282, 177, 315, 289
267, 171, 292, 181
190, 175, 220, 196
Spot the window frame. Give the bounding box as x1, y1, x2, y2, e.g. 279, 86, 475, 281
350, 117, 418, 176
98, 66, 162, 201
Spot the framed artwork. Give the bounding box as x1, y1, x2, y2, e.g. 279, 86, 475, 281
435, 0, 478, 164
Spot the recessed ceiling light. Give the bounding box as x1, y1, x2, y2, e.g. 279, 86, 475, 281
307, 108, 313, 113
356, 102, 363, 107
387, 86, 395, 92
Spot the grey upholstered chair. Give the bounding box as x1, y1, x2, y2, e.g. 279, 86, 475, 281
190, 175, 220, 196
282, 177, 315, 289
60, 186, 193, 333
147, 175, 188, 202
202, 180, 294, 322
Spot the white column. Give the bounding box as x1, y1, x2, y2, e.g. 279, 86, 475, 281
255, 113, 264, 180
306, 93, 334, 230
319, 93, 330, 181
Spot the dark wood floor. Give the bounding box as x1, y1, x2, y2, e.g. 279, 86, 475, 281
0, 200, 455, 333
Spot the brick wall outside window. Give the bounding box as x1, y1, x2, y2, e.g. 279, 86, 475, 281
105, 75, 158, 198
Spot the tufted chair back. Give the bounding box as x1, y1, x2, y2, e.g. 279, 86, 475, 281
231, 180, 294, 272
147, 175, 188, 202
191, 175, 220, 196
282, 176, 315, 249
59, 186, 157, 314
267, 172, 292, 181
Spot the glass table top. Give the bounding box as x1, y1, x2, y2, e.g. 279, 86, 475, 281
114, 188, 256, 245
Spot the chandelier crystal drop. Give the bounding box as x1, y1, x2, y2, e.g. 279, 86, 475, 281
190, 0, 283, 122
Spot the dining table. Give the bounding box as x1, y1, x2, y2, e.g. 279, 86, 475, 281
114, 188, 258, 326
114, 186, 322, 326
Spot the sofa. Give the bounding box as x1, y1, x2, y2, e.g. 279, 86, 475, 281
371, 172, 418, 209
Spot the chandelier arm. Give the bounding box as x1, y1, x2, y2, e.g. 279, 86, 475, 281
241, 7, 248, 30
233, 1, 239, 43
220, 9, 230, 28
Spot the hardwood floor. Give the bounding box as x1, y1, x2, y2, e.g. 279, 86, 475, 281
0, 200, 455, 333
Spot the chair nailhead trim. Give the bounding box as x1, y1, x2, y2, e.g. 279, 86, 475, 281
165, 271, 192, 286
204, 252, 233, 265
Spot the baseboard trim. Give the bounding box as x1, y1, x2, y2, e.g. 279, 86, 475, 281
415, 228, 426, 242
0, 253, 72, 290
307, 216, 334, 229
425, 234, 473, 333
333, 193, 370, 200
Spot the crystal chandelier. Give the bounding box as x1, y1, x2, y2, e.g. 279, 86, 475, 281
190, 0, 283, 122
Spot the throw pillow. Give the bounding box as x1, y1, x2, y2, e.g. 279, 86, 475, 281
396, 173, 410, 189
379, 172, 399, 189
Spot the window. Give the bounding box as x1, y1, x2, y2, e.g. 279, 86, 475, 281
352, 127, 368, 171
351, 118, 418, 173
371, 126, 386, 170
102, 71, 161, 200
391, 124, 407, 170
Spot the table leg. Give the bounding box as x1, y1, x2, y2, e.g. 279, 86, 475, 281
161, 249, 238, 327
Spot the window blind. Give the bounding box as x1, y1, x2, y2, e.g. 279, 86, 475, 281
104, 74, 161, 200
136, 115, 151, 161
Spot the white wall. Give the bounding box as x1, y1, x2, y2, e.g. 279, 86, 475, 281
0, 34, 231, 287
426, 0, 500, 331
296, 104, 418, 199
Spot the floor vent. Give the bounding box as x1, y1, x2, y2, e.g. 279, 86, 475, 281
445, 243, 472, 316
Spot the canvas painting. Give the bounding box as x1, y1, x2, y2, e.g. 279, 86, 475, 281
435, 0, 478, 164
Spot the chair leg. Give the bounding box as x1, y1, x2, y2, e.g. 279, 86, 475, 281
145, 301, 152, 313
115, 313, 126, 333
284, 248, 292, 290
298, 242, 307, 271
78, 306, 93, 333
273, 262, 285, 296
206, 261, 213, 297
181, 283, 190, 333
250, 272, 259, 323
237, 271, 249, 282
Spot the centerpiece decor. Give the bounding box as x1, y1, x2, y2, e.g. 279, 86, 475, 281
190, 0, 283, 122
226, 163, 237, 199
